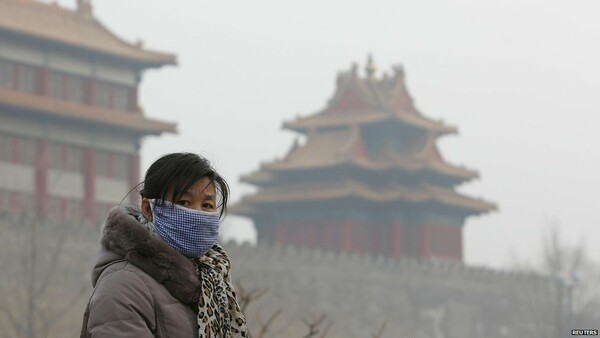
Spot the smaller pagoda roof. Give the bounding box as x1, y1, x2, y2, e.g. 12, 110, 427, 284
283, 58, 455, 135
247, 127, 477, 182
0, 0, 176, 67
284, 110, 456, 135
0, 87, 176, 135
240, 169, 275, 186
233, 179, 497, 217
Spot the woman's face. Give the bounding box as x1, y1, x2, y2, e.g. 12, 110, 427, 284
141, 176, 216, 221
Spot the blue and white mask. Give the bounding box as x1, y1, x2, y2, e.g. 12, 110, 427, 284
149, 199, 220, 258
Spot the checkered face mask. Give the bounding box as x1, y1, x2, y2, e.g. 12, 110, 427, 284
149, 199, 220, 258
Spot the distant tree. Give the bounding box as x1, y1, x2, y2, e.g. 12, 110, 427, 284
510, 217, 600, 338
0, 212, 98, 338
236, 281, 386, 338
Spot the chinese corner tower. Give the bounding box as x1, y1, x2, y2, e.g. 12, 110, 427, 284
232, 57, 496, 261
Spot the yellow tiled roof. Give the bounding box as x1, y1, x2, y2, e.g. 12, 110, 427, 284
0, 87, 176, 135
0, 0, 176, 67
234, 179, 496, 215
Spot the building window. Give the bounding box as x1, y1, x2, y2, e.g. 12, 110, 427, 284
18, 64, 36, 94
113, 85, 131, 112
0, 134, 12, 162
113, 153, 129, 180
64, 145, 83, 172
17, 137, 36, 165
0, 59, 15, 89
66, 74, 85, 104
48, 71, 65, 99
94, 81, 111, 108
0, 135, 36, 165
48, 142, 83, 172
95, 150, 109, 177
95, 150, 129, 179
48, 143, 62, 170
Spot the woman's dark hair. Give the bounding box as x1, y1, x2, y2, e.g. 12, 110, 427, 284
139, 153, 229, 218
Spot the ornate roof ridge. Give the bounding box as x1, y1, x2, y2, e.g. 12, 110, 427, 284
0, 0, 176, 67
222, 241, 551, 284
284, 57, 454, 134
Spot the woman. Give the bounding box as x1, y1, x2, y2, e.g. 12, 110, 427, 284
80, 153, 248, 338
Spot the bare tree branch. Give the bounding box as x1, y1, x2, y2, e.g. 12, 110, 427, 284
0, 300, 25, 338
235, 280, 269, 313
0, 213, 96, 338
254, 308, 282, 338
35, 217, 78, 297
44, 285, 89, 330
317, 320, 333, 338
301, 314, 327, 338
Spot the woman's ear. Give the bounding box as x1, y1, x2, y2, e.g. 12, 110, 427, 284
141, 198, 152, 222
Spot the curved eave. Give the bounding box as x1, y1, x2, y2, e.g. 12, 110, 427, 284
426, 161, 479, 181
0, 26, 176, 68
236, 182, 496, 215
0, 88, 176, 136
240, 170, 275, 186
263, 157, 476, 182
283, 111, 456, 135
228, 203, 259, 218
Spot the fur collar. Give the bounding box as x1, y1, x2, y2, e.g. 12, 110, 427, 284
101, 206, 201, 305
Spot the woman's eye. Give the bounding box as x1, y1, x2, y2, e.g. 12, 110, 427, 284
177, 200, 191, 207
203, 203, 215, 210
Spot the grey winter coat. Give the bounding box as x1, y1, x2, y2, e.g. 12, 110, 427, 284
80, 207, 201, 338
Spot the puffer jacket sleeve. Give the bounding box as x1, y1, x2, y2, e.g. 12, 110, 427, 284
84, 269, 156, 338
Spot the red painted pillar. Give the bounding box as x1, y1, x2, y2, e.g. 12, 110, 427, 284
35, 139, 48, 217
128, 153, 140, 205
108, 85, 115, 110
11, 136, 19, 163
84, 148, 96, 222
420, 224, 431, 259
130, 86, 138, 112
13, 63, 19, 91
62, 73, 68, 100
456, 228, 463, 261
392, 222, 402, 257
276, 223, 287, 245
60, 199, 68, 219
86, 79, 95, 106
10, 137, 20, 210
342, 220, 353, 253
307, 222, 317, 249
38, 67, 48, 96
420, 224, 431, 258
369, 221, 380, 255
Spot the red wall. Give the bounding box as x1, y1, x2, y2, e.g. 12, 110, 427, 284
271, 219, 398, 256
265, 219, 463, 261
420, 223, 462, 261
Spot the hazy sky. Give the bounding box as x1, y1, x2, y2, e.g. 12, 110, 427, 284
46, 0, 600, 269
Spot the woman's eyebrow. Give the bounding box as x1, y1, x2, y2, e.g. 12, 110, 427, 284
184, 189, 216, 200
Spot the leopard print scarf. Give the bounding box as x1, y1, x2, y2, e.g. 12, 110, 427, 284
190, 244, 249, 338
